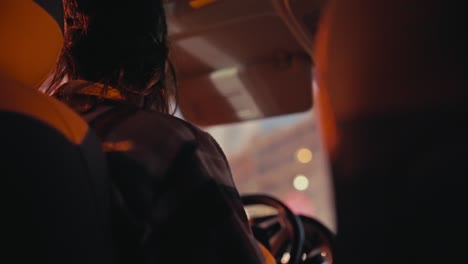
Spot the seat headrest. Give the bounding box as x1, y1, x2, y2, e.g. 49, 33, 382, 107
314, 0, 467, 121
0, 0, 63, 88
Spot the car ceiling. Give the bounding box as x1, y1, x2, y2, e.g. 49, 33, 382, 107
164, 0, 324, 126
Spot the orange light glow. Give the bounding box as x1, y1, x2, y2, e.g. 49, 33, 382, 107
296, 148, 313, 163
313, 4, 339, 159
189, 0, 217, 9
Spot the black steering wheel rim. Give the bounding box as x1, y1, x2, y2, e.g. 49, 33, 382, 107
242, 194, 305, 264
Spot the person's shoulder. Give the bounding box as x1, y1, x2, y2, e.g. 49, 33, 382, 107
115, 111, 231, 182
114, 110, 223, 156
131, 111, 228, 162
112, 111, 188, 141
148, 113, 234, 186
129, 111, 210, 141
157, 113, 225, 153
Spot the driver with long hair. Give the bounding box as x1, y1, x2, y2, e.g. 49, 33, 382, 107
45, 0, 268, 263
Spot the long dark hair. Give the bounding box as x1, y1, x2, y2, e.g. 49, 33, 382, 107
44, 0, 176, 113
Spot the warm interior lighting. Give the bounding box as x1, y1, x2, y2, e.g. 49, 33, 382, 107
189, 0, 217, 9
296, 148, 313, 163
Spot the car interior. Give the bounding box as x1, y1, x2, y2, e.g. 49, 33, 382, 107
2, 0, 466, 264
167, 1, 334, 263
1, 1, 112, 263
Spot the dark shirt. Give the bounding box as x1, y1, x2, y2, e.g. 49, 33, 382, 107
56, 81, 265, 264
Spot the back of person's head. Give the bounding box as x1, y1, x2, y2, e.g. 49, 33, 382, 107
46, 0, 174, 113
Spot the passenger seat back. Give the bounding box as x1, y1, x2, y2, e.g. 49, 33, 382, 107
0, 1, 112, 263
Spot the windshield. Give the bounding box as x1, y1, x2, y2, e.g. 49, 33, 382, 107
204, 109, 336, 232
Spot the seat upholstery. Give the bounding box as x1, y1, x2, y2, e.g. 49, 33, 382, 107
314, 1, 467, 263
0, 1, 112, 263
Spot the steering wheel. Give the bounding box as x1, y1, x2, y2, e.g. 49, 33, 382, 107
242, 194, 305, 264
299, 215, 335, 264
